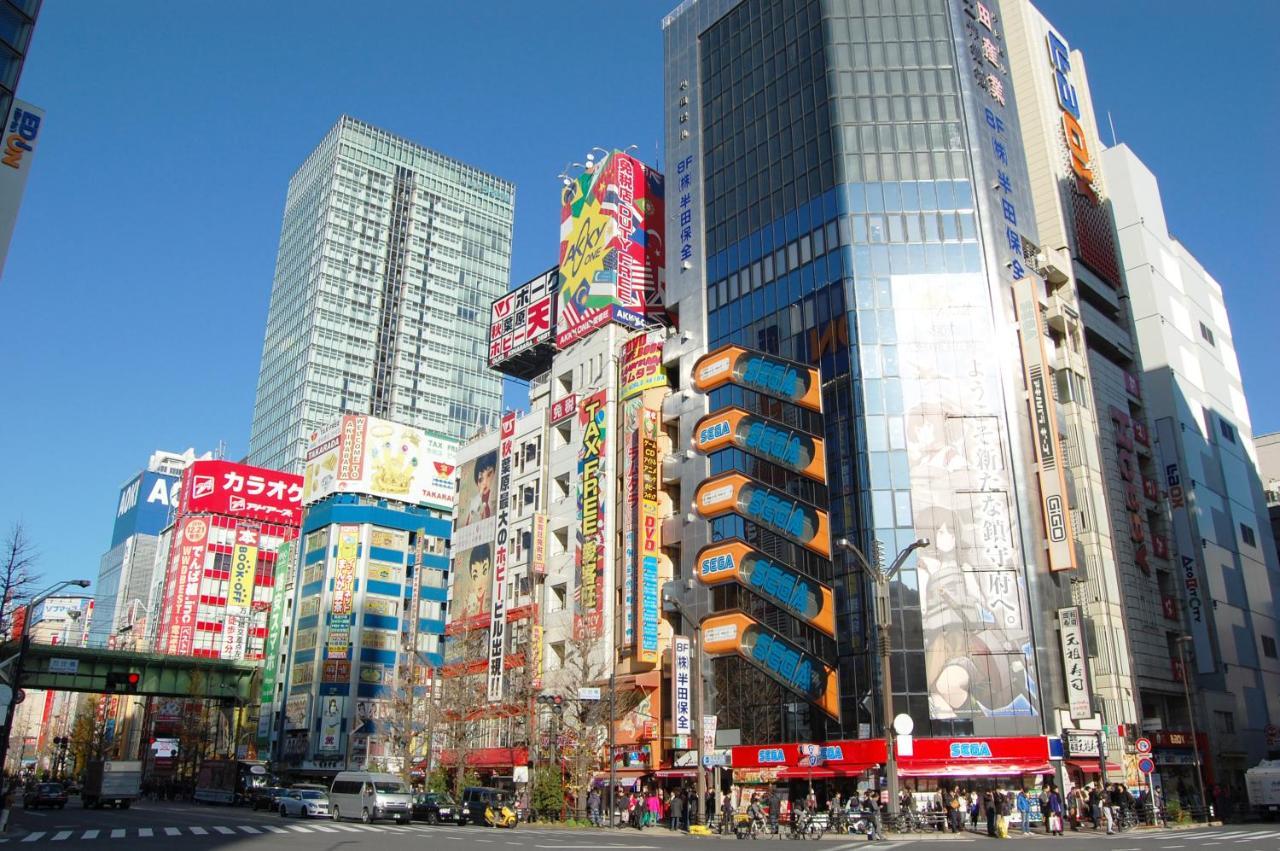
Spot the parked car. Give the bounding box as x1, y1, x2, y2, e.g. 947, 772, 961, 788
412, 791, 460, 824
459, 786, 512, 826
278, 789, 331, 819
62, 781, 80, 796
250, 786, 288, 811
24, 783, 68, 809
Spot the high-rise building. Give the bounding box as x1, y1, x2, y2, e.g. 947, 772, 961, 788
0, 0, 40, 127
662, 0, 1111, 783
1103, 141, 1280, 786
248, 115, 516, 474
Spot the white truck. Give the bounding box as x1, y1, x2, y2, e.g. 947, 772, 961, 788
81, 759, 142, 809
1246, 760, 1280, 820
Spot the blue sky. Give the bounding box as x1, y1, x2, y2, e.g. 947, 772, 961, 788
0, 0, 1275, 590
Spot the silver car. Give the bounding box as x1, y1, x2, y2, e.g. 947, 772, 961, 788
279, 789, 331, 818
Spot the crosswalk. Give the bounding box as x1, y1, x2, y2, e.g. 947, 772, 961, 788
1176, 828, 1280, 844
2, 822, 634, 844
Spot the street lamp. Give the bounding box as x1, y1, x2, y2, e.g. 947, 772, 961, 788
1174, 635, 1208, 821
661, 590, 707, 825
0, 579, 91, 805
835, 537, 929, 818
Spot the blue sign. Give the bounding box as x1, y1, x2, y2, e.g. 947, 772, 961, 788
757, 748, 786, 764
950, 741, 993, 759
111, 471, 179, 548
1138, 757, 1155, 775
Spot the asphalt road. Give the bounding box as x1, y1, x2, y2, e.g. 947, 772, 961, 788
2, 802, 1276, 851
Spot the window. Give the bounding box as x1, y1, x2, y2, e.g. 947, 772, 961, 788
548, 641, 565, 671
1219, 418, 1236, 444
1262, 635, 1277, 659
1241, 523, 1257, 548
1199, 322, 1215, 346
1213, 710, 1235, 734
548, 583, 566, 612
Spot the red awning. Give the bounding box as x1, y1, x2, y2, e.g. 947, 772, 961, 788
654, 768, 697, 778
897, 761, 1054, 778
1065, 759, 1123, 774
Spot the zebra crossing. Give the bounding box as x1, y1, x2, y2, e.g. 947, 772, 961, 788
1175, 828, 1280, 845
1, 822, 639, 844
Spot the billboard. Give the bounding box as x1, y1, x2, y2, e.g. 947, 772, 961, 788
696, 540, 835, 637
694, 472, 831, 558
0, 100, 43, 278
575, 391, 608, 638
260, 539, 292, 704
456, 449, 498, 532
181, 459, 302, 525
327, 525, 358, 663
619, 332, 667, 401
693, 408, 826, 481
112, 470, 180, 548
488, 266, 558, 376
556, 151, 666, 348
620, 398, 641, 654
701, 611, 840, 719
487, 413, 516, 702
221, 526, 260, 661
303, 415, 457, 511
451, 542, 492, 626
636, 408, 661, 664
692, 345, 822, 412
1058, 606, 1092, 720
672, 636, 692, 736
30, 596, 89, 626
164, 515, 210, 656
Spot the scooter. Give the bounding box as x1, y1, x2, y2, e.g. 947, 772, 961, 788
484, 802, 518, 828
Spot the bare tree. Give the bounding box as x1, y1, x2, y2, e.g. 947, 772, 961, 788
0, 522, 40, 639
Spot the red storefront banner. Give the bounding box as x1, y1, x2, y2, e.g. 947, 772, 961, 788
731, 736, 1052, 779
180, 459, 303, 525
160, 516, 209, 655
731, 739, 885, 772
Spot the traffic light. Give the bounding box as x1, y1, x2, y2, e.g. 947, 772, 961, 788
105, 671, 141, 694
536, 694, 564, 714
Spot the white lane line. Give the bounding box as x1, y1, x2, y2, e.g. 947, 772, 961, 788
329, 824, 362, 832
18, 834, 44, 844
309, 825, 338, 832
189, 827, 207, 836
532, 846, 661, 850
286, 825, 313, 832
237, 826, 261, 834
164, 828, 180, 837
211, 826, 235, 835
49, 832, 71, 842
109, 830, 125, 840
138, 829, 153, 838
81, 830, 99, 840
262, 826, 290, 833
1164, 845, 1185, 849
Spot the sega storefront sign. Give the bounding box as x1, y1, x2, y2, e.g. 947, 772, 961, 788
182, 459, 302, 525
694, 472, 830, 558
693, 408, 826, 481
691, 345, 822, 412
112, 470, 180, 547
702, 611, 839, 719
894, 736, 1052, 777
731, 739, 886, 771
696, 540, 835, 637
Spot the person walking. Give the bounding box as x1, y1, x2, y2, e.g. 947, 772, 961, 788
864, 790, 885, 841
720, 791, 735, 835
587, 788, 601, 828
970, 792, 980, 831
1017, 789, 1031, 835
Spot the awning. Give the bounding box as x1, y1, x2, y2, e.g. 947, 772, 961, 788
1065, 759, 1123, 774
778, 767, 839, 780
897, 761, 1054, 778
591, 770, 645, 788
654, 768, 697, 778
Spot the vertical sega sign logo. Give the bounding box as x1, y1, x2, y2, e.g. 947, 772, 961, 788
1046, 30, 1096, 202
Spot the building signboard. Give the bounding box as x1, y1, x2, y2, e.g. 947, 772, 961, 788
488, 266, 557, 370
694, 472, 831, 558
549, 394, 577, 423
636, 408, 661, 664
1058, 606, 1092, 720
112, 470, 180, 548
303, 414, 457, 511
695, 540, 835, 637
1156, 418, 1214, 674
691, 345, 822, 412
672, 636, 692, 736
0, 100, 43, 278
693, 407, 826, 481
487, 413, 516, 702
165, 516, 209, 656
575, 391, 608, 638
181, 459, 303, 525
620, 332, 666, 401
260, 539, 292, 704
1109, 406, 1151, 574
531, 513, 547, 576
701, 611, 840, 719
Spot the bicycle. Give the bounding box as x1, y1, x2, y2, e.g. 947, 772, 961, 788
733, 813, 763, 840
787, 810, 825, 840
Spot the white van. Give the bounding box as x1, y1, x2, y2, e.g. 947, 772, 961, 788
328, 772, 412, 824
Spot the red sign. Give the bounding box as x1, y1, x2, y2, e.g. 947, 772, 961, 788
550, 394, 578, 424
1110, 407, 1149, 574
180, 460, 302, 525
162, 515, 210, 656
731, 739, 886, 770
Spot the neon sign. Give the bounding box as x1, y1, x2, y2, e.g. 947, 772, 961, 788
1046, 30, 1097, 201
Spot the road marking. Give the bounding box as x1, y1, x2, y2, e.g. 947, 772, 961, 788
262, 826, 290, 834
329, 824, 362, 832
108, 830, 125, 840
286, 825, 313, 833
237, 826, 261, 834
532, 846, 661, 850
1164, 845, 1185, 848
211, 827, 235, 835
188, 827, 207, 836
163, 828, 180, 837
81, 830, 98, 840
309, 825, 338, 832
18, 834, 43, 843
48, 832, 71, 842
137, 829, 153, 838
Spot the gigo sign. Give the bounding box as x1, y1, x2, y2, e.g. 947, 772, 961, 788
693, 408, 826, 481
1045, 29, 1096, 201
694, 472, 830, 558
696, 540, 835, 637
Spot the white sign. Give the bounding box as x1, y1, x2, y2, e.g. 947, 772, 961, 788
1135, 737, 1152, 754
219, 613, 250, 661
703, 714, 717, 753
578, 687, 601, 701
1058, 606, 1092, 720
673, 636, 692, 736
48, 658, 78, 675
0, 100, 42, 278
486, 413, 517, 703
1065, 730, 1101, 758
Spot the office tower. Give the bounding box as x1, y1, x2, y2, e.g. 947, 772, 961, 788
248, 115, 515, 474
1103, 142, 1280, 786
662, 0, 1108, 780
0, 0, 39, 125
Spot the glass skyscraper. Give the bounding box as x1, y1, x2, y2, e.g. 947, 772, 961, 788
664, 0, 1086, 754
249, 116, 515, 473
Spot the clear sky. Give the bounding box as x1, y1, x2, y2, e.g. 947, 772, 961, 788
0, 0, 1275, 591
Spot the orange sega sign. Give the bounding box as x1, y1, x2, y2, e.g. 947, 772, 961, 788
694, 472, 830, 558
693, 407, 825, 481
691, 345, 822, 412
696, 540, 835, 637
701, 611, 839, 719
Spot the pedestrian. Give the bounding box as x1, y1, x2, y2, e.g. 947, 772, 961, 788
669, 789, 683, 831
706, 790, 716, 828
720, 791, 735, 835
864, 790, 884, 841
984, 791, 997, 837
647, 790, 662, 829
997, 790, 1011, 838
1087, 784, 1101, 830
766, 787, 781, 833
1047, 787, 1064, 836
1017, 789, 1031, 835
1039, 786, 1051, 834
970, 791, 980, 831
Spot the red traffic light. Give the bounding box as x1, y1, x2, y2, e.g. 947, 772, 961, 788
127, 673, 140, 685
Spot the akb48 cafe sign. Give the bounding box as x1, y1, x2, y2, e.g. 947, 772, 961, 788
730, 736, 1054, 782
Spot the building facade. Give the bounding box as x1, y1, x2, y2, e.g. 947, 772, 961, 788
661, 0, 1106, 786
1103, 141, 1280, 786
248, 115, 516, 474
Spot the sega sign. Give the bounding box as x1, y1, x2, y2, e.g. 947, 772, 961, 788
111, 471, 180, 548
950, 741, 994, 759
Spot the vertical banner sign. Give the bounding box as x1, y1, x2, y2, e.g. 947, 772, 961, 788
1058, 606, 1092, 720
530, 624, 544, 691
1012, 278, 1077, 571
576, 392, 608, 638
621, 398, 640, 654
260, 539, 291, 705
487, 413, 517, 702
1109, 407, 1151, 574
532, 514, 547, 575
673, 636, 692, 737
222, 526, 260, 660
636, 408, 661, 664
173, 517, 210, 656
328, 526, 358, 661
1157, 417, 1215, 674
0, 100, 42, 278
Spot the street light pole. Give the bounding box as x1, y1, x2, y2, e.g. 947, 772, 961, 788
836, 537, 929, 818
1175, 636, 1208, 821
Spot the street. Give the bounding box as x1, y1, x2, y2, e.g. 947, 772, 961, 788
0, 804, 1276, 851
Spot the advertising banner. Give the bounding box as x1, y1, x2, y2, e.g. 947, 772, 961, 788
621, 398, 641, 654
170, 516, 209, 656
1109, 406, 1151, 574
30, 596, 88, 626
701, 611, 840, 719
672, 636, 692, 736
1058, 606, 1092, 720
1012, 278, 1077, 571
303, 414, 458, 511
694, 407, 826, 480
227, 526, 260, 615
182, 459, 303, 525
1157, 417, 1215, 674
532, 513, 547, 576
0, 100, 43, 278
620, 332, 667, 400
556, 151, 665, 348
530, 624, 544, 691
550, 394, 578, 424
318, 696, 343, 753
112, 470, 180, 548
260, 540, 291, 703
488, 266, 557, 370
285, 695, 310, 731
691, 345, 822, 412
637, 408, 661, 664
575, 391, 608, 638
696, 540, 835, 637
694, 472, 831, 558
326, 525, 358, 661
487, 413, 516, 703
219, 614, 250, 661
